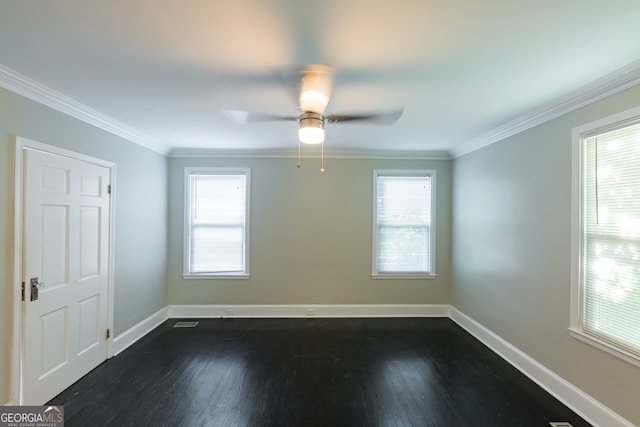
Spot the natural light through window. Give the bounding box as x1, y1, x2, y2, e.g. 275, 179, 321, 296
184, 168, 250, 278
372, 170, 436, 279
571, 110, 640, 365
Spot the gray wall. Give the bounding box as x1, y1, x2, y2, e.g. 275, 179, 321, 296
0, 88, 168, 404
451, 84, 640, 425
168, 156, 451, 305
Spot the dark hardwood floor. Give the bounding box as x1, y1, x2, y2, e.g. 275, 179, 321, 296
48, 318, 591, 426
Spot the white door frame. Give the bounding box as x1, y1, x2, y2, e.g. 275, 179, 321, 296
11, 136, 117, 405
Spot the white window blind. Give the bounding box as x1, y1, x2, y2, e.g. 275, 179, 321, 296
582, 121, 640, 357
373, 171, 435, 277
185, 169, 249, 276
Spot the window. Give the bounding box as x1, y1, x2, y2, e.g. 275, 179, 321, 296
184, 168, 250, 278
571, 107, 640, 365
372, 170, 436, 278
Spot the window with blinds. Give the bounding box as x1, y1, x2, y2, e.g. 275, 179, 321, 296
572, 111, 640, 364
372, 170, 436, 278
184, 168, 250, 277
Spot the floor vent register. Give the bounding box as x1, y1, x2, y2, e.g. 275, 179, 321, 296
173, 321, 199, 328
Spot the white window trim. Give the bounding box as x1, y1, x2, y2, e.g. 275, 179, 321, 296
570, 105, 640, 367
183, 167, 251, 279
372, 169, 437, 279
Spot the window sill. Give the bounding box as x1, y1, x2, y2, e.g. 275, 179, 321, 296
183, 274, 250, 280
568, 327, 640, 368
371, 273, 437, 280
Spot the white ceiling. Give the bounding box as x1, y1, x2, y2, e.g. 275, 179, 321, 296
1, 0, 640, 156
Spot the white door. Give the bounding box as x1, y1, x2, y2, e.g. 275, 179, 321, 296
22, 147, 111, 404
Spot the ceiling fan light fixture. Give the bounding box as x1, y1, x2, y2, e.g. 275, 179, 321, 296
298, 112, 325, 144
299, 68, 332, 113
300, 89, 329, 114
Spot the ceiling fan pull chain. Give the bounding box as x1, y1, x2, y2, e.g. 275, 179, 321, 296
297, 139, 301, 168
320, 139, 325, 172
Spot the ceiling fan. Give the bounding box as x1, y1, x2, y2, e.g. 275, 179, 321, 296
222, 64, 403, 170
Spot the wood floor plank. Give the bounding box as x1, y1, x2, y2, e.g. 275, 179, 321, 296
48, 318, 591, 426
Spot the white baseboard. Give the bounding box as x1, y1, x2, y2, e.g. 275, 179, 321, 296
168, 304, 450, 319
111, 307, 169, 356
449, 307, 633, 427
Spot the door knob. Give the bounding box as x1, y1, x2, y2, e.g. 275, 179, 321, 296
30, 277, 45, 301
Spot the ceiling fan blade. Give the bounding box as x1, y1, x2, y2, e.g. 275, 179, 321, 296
222, 109, 297, 124
273, 65, 306, 106
326, 108, 403, 125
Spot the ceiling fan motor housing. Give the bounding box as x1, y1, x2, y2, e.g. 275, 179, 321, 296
299, 111, 324, 128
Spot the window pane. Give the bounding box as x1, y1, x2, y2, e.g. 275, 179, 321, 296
374, 173, 433, 275
186, 171, 248, 275
377, 176, 431, 226
191, 226, 244, 273
583, 122, 640, 355
191, 174, 245, 225
378, 226, 429, 272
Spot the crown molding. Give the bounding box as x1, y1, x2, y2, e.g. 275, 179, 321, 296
0, 64, 169, 155
450, 60, 640, 158
169, 147, 452, 160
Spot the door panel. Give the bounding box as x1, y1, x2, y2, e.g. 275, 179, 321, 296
23, 148, 111, 404
78, 295, 100, 354
41, 205, 69, 285
79, 206, 100, 277
40, 308, 67, 375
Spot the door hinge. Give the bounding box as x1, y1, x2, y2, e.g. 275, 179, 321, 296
106, 329, 110, 339
21, 282, 25, 301
107, 184, 112, 194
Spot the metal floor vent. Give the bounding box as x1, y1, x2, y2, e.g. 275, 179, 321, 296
550, 423, 573, 427
173, 321, 199, 328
